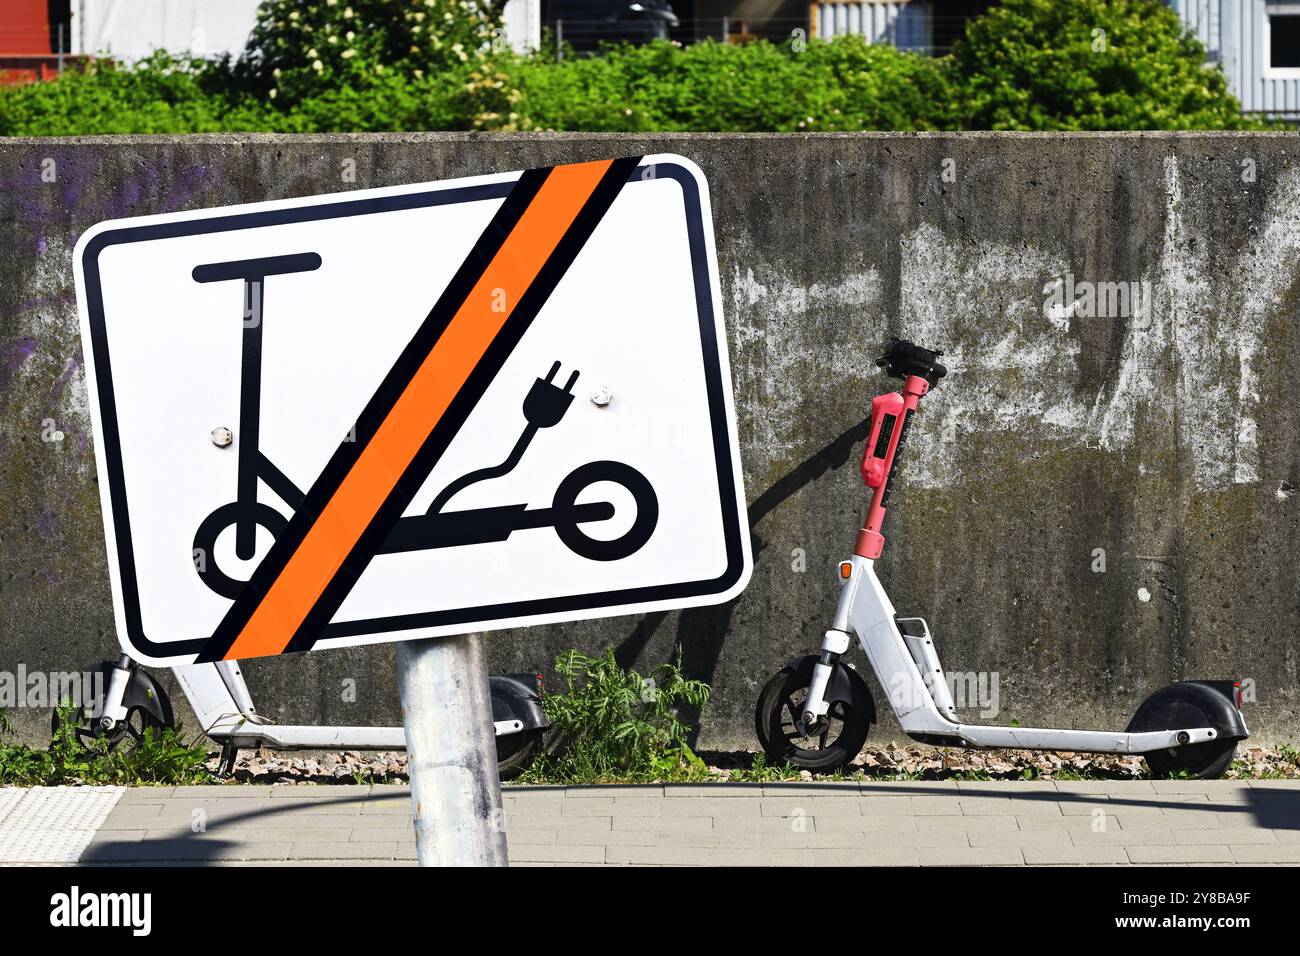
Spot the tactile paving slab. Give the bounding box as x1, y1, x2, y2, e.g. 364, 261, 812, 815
0, 789, 25, 825
0, 787, 124, 864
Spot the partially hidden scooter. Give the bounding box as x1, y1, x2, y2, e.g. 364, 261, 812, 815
58, 656, 551, 780
756, 340, 1248, 779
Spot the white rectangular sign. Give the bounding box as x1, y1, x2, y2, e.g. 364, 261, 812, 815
74, 155, 751, 665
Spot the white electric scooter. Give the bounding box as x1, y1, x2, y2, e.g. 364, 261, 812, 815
756, 340, 1248, 779
57, 655, 550, 780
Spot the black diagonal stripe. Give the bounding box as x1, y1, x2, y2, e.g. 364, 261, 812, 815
196, 156, 643, 663
194, 167, 551, 664
287, 155, 643, 654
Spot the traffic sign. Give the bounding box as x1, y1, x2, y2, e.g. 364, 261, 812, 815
74, 155, 752, 665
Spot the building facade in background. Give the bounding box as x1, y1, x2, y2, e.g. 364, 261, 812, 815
0, 0, 541, 77
65, 0, 264, 59
1171, 0, 1300, 115
807, 0, 986, 52
0, 0, 74, 83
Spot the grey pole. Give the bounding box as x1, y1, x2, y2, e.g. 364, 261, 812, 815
397, 633, 508, 867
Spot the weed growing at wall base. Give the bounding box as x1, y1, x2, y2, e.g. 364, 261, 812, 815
0, 705, 211, 786
520, 648, 711, 784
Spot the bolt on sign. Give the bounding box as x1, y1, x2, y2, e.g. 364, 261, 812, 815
74, 155, 752, 665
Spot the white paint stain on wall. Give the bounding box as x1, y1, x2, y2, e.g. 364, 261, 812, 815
728, 157, 1298, 489
897, 223, 1083, 489
1095, 155, 1300, 490
731, 265, 882, 454
894, 157, 1300, 491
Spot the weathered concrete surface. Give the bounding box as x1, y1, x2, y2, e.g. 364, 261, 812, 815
1, 132, 1298, 749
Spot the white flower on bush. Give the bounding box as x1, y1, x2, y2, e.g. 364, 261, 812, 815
313, 59, 323, 71
341, 49, 355, 58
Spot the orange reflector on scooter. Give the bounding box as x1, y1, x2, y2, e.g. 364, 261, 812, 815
839, 561, 853, 580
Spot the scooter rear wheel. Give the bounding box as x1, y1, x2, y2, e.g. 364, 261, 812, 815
495, 729, 543, 781
1142, 737, 1237, 780
755, 662, 870, 773
1130, 687, 1238, 779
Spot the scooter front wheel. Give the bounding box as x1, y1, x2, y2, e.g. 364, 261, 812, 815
50, 662, 176, 753
755, 659, 870, 773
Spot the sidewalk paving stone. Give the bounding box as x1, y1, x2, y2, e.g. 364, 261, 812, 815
1, 780, 1291, 866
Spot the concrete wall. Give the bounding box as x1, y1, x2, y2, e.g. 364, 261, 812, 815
2, 132, 1299, 750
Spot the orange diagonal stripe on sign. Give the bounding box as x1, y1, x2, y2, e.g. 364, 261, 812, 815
221, 160, 614, 660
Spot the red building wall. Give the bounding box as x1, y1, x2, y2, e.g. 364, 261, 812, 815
0, 0, 64, 85
0, 0, 54, 54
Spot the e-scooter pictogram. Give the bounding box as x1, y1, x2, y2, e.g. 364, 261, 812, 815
755, 339, 1249, 778
189, 253, 660, 601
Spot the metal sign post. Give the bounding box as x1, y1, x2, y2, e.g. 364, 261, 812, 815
397, 633, 508, 867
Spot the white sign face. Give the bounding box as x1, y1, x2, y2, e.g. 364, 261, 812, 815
74, 155, 751, 665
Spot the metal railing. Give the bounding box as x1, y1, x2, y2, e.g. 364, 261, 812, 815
542, 14, 982, 57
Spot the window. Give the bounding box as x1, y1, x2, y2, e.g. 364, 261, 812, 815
1271, 14, 1300, 68
1268, 3, 1300, 72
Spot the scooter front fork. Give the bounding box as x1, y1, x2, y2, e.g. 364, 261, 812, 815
802, 629, 853, 727
802, 560, 861, 727
98, 655, 134, 731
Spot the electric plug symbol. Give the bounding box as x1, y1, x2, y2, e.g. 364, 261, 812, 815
523, 360, 579, 429
425, 361, 582, 517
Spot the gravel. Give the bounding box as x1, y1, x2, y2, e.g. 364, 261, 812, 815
205, 743, 1300, 785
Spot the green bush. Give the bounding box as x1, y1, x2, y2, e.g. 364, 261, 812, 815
0, 54, 275, 135
237, 0, 501, 106
264, 67, 473, 131
0, 53, 482, 135
508, 36, 956, 132
948, 0, 1261, 130
523, 647, 711, 783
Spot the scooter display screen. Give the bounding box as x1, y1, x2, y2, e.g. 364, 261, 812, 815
872, 414, 897, 458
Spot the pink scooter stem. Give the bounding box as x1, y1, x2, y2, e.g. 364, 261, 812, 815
855, 373, 930, 559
